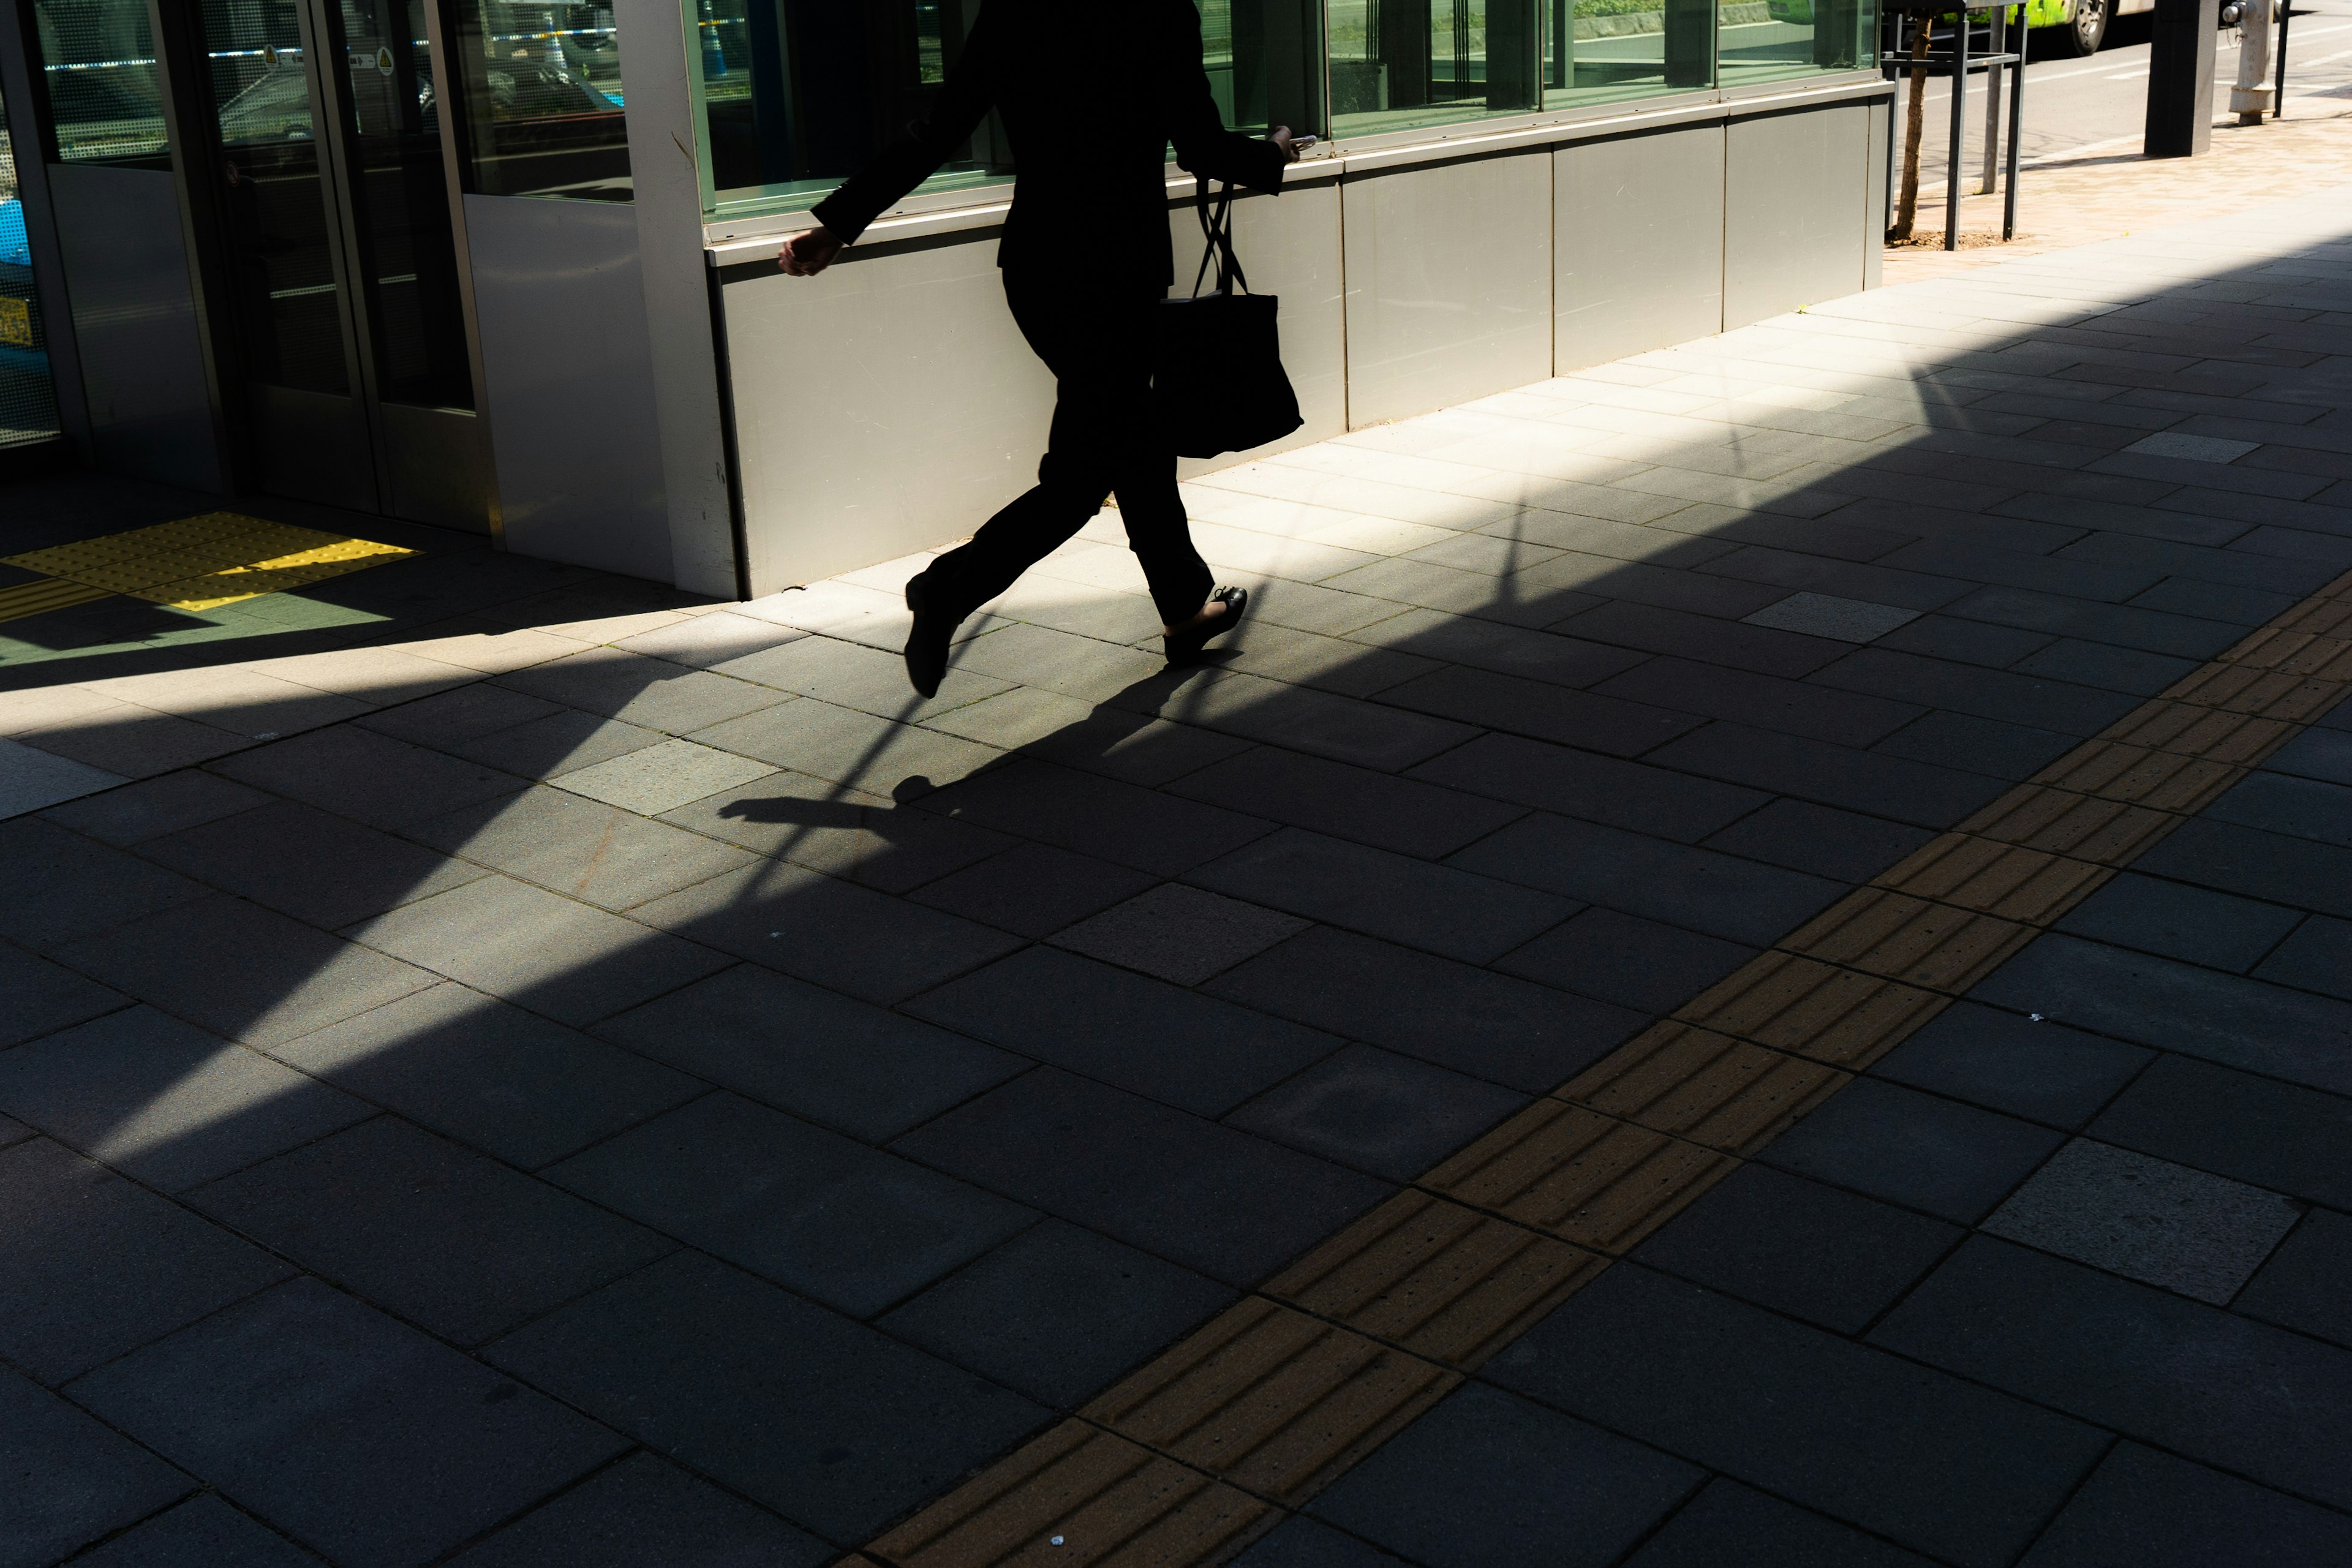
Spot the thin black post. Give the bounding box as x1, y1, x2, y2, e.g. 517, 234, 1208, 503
1945, 9, 1969, 251
2275, 1, 2293, 116
2003, 44, 2023, 238
2146, 0, 2221, 156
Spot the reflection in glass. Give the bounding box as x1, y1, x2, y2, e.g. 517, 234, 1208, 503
198, 0, 350, 396
30, 0, 170, 167
446, 1, 631, 198
1327, 0, 1545, 137
1717, 0, 1872, 86
0, 72, 64, 445
1540, 0, 1715, 109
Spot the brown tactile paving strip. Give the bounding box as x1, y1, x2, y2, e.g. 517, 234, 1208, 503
854, 564, 2352, 1567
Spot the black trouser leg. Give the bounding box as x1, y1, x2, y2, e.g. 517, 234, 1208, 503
921, 275, 1213, 629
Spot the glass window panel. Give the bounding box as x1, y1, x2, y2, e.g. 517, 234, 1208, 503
1717, 0, 1875, 88
29, 0, 171, 167
0, 73, 64, 446
1329, 0, 1546, 138
1539, 0, 1715, 112
446, 1, 631, 198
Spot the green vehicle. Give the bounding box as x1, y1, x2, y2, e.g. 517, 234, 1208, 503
1765, 0, 2121, 55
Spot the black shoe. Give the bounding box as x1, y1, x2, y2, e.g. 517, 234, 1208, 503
903, 572, 952, 698
1164, 586, 1248, 666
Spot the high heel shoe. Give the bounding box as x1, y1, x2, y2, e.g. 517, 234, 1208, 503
1163, 586, 1248, 666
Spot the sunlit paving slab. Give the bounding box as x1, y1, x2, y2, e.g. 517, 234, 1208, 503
8, 184, 2352, 1568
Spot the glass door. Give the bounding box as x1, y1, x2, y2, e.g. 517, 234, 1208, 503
187, 0, 489, 528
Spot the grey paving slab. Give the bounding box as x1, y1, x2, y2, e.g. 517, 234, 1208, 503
909, 756, 1273, 876
10, 704, 249, 779
907, 946, 1338, 1117
2261, 722, 2352, 786
268, 982, 699, 1169
1974, 934, 2352, 1096
0, 1006, 369, 1192
690, 693, 1003, 796
946, 620, 1172, 705
0, 940, 125, 1047
140, 798, 488, 930
549, 1090, 1034, 1317
595, 963, 1022, 1142
1594, 656, 1924, 747
552, 738, 779, 816
410, 785, 755, 911
1378, 664, 1704, 758
1760, 1077, 2064, 1225
68, 1278, 625, 1568
1224, 1044, 1528, 1182
1049, 882, 1310, 985
1308, 1382, 1700, 1568
448, 709, 671, 781
1210, 927, 1643, 1093
0, 816, 211, 948
40, 767, 271, 846
487, 1251, 1049, 1544
1346, 606, 1648, 688
1564, 599, 1852, 677
1698, 797, 1933, 884
631, 859, 1023, 1005
209, 726, 526, 831
1231, 1518, 1411, 1567
614, 608, 812, 669
2055, 872, 2306, 975
1624, 1480, 1937, 1568
2236, 1209, 2352, 1352
879, 1218, 1234, 1408
446, 1451, 826, 1568
2255, 915, 2352, 1001
1496, 907, 1758, 1014
0, 1364, 192, 1568
495, 649, 790, 734
356, 682, 563, 749
1872, 1235, 2352, 1515
1869, 1002, 2151, 1129
658, 769, 1015, 892
1632, 1163, 1961, 1335
2089, 1054, 2352, 1212
929, 691, 1256, 788
892, 1066, 1387, 1286
2130, 575, 2299, 627
711, 630, 1014, 720
2018, 1442, 2352, 1568
2205, 771, 2352, 851
1809, 646, 2141, 736
1408, 732, 1769, 844
1873, 709, 2081, 780
908, 840, 1159, 937
1192, 827, 1574, 964
1488, 1264, 2107, 1568
1122, 666, 1484, 773
1450, 812, 1843, 947
1168, 744, 1526, 860
69, 1493, 323, 1568
192, 1117, 674, 1346
1983, 1139, 2300, 1305
1648, 722, 2008, 827
0, 1137, 290, 1385
1875, 609, 2057, 669
345, 873, 733, 1027
1740, 592, 1923, 644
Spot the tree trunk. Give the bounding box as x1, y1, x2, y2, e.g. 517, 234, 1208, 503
1890, 16, 1934, 242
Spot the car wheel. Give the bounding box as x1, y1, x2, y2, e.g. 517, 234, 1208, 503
2056, 0, 2109, 55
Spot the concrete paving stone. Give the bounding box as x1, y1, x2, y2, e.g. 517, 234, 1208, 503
632, 859, 1023, 1005
192, 1117, 674, 1346
488, 1251, 1049, 1545
449, 709, 671, 781
69, 1493, 322, 1567
1695, 547, 1967, 617
345, 873, 733, 1027
1520, 552, 1785, 620
2260, 723, 2352, 786
410, 785, 754, 911
1560, 600, 1850, 678
68, 1277, 625, 1568
355, 682, 562, 748
1975, 934, 2352, 1095
1700, 798, 1935, 884
2008, 637, 2202, 697
596, 963, 1021, 1142
1871, 710, 2080, 780
1197, 619, 1445, 701
1594, 657, 1924, 747
908, 946, 1337, 1116
907, 840, 1159, 937
270, 981, 701, 1169
692, 694, 1003, 797
710, 631, 1014, 720
910, 756, 1273, 875
1945, 586, 2248, 662
39, 769, 271, 851
2237, 1208, 2352, 1352
1344, 606, 1649, 688
1322, 554, 1578, 627
209, 725, 526, 830
2255, 916, 2352, 1001
1646, 505, 1918, 564
1836, 496, 2082, 556
0, 1137, 290, 1384
1404, 529, 1565, 579
2130, 575, 2300, 627
1982, 1138, 2299, 1305
1118, 666, 1485, 774
0, 733, 126, 818
495, 649, 789, 735
1624, 1480, 1937, 1568
1450, 812, 1844, 948
1208, 927, 1643, 1093
1408, 732, 1769, 844
2055, 873, 2305, 974
140, 798, 488, 930
612, 608, 810, 670
2152, 484, 2352, 535
1648, 722, 2009, 828
1740, 592, 1924, 644
2059, 532, 2340, 595
1872, 1235, 2352, 1515
0, 940, 126, 1047
2091, 1053, 2352, 1212
1873, 610, 2058, 669
659, 770, 1017, 894
550, 737, 778, 817
952, 693, 1258, 788
1880, 538, 2165, 603
1171, 744, 1525, 861
1870, 1001, 2150, 1129
445, 1451, 827, 1568
1632, 1163, 1961, 1335
1496, 907, 1757, 1014
0, 1006, 369, 1193
9, 708, 270, 782
1231, 1517, 1412, 1567
878, 1217, 1235, 1408
2206, 772, 2352, 852
2019, 1441, 2352, 1568
1488, 1264, 2106, 1568
1309, 1382, 1702, 1568
549, 1091, 1033, 1317
1192, 827, 1575, 964
1761, 1077, 2065, 1225
1050, 881, 1310, 985
0, 1364, 192, 1568
1811, 646, 2140, 736
1224, 1042, 1528, 1182
894, 1066, 1388, 1286
0, 816, 211, 948
1379, 663, 1704, 759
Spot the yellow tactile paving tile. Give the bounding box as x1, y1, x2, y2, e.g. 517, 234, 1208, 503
1871, 834, 2112, 925
1560, 1023, 1851, 1153
0, 512, 416, 614
1673, 952, 1947, 1069
0, 576, 113, 623
1956, 785, 2181, 865
1420, 1099, 1736, 1253
1781, 888, 2035, 993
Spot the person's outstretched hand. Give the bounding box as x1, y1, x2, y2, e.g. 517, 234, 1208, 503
778, 226, 845, 276
1270, 126, 1303, 164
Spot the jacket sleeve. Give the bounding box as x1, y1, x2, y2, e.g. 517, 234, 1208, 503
811, 20, 998, 243
1159, 1, 1288, 194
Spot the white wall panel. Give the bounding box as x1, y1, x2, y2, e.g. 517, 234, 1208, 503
1724, 102, 1871, 329
1555, 126, 1725, 374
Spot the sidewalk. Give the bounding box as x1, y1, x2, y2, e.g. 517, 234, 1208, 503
7, 152, 2352, 1567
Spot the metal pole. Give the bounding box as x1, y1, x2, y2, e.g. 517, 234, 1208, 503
2276, 0, 2293, 116
1980, 2, 2007, 194
2004, 44, 2024, 238
1946, 9, 1969, 250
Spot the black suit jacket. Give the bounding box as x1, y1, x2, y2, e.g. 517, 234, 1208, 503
810, 0, 1287, 290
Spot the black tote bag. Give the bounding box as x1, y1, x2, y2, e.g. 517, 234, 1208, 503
1155, 178, 1303, 459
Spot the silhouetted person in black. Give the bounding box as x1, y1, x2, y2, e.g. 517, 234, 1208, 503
779, 0, 1301, 696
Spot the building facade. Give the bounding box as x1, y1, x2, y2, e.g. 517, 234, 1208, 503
0, 0, 1888, 598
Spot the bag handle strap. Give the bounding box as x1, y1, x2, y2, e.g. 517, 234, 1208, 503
1188, 175, 1249, 298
